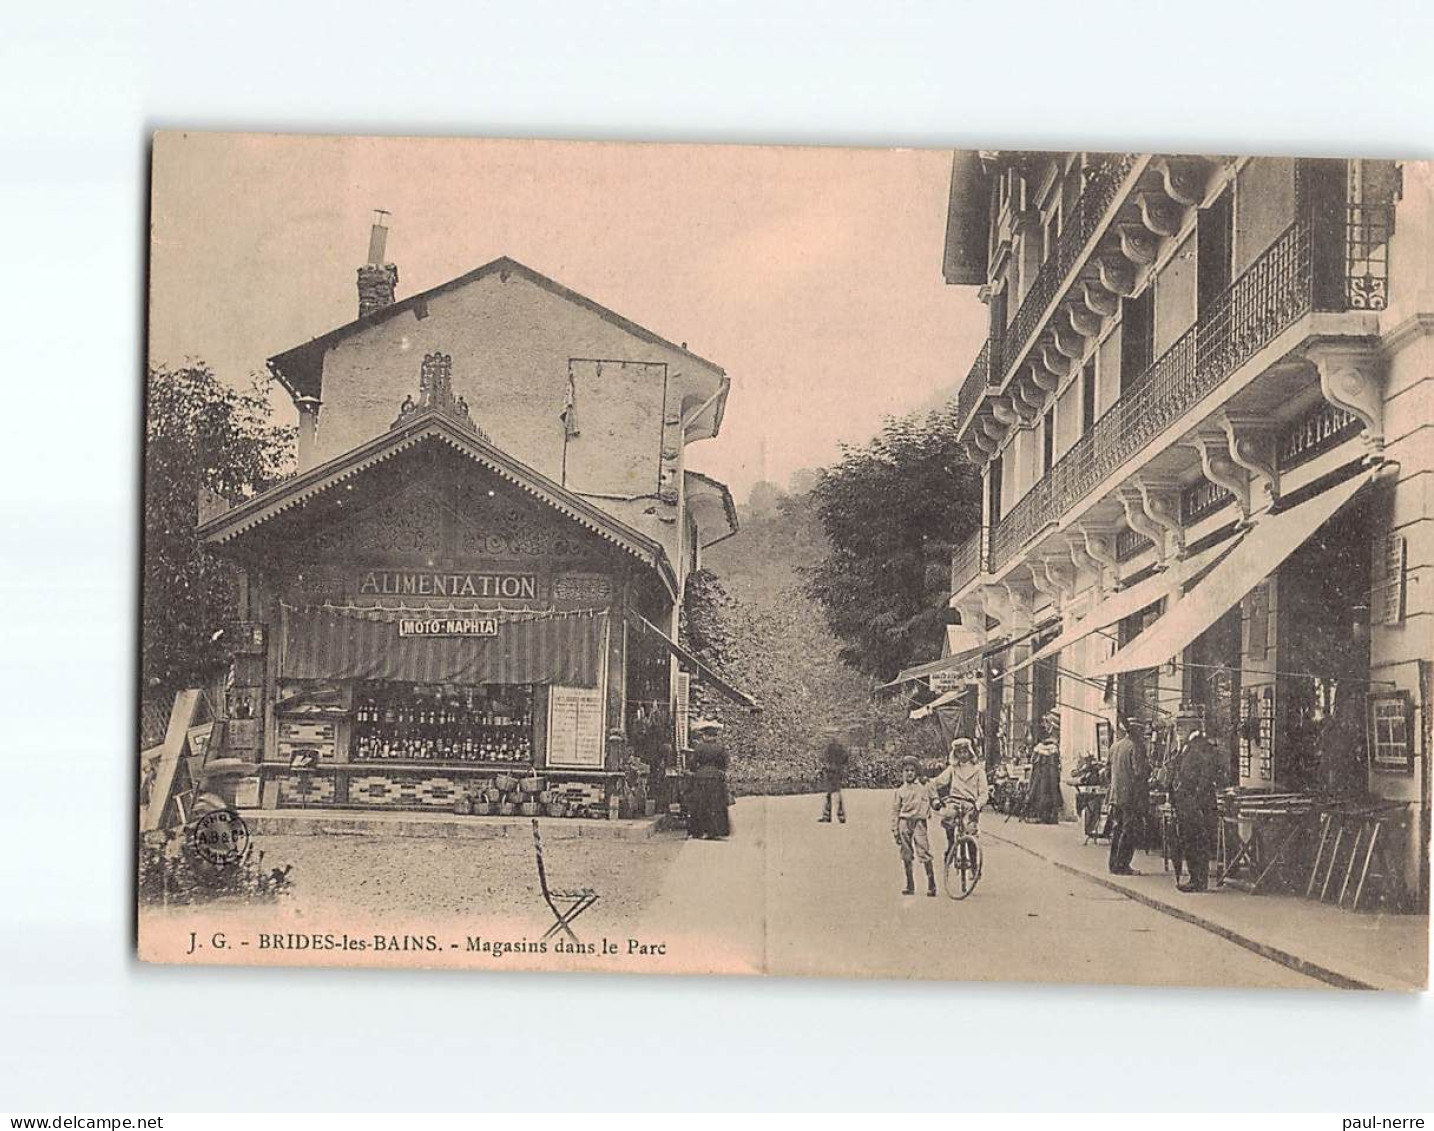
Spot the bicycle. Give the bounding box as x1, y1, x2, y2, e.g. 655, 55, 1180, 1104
936, 799, 983, 900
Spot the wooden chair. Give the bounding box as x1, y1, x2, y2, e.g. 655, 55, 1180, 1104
532, 818, 599, 943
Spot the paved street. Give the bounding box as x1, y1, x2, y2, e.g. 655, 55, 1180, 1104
641, 789, 1325, 988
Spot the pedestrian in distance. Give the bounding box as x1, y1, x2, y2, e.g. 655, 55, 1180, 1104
891, 755, 938, 897
929, 737, 990, 858
685, 720, 732, 841
818, 738, 850, 823
1106, 716, 1150, 875
1170, 726, 1221, 892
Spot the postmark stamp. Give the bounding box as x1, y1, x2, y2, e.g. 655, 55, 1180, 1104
188, 808, 250, 867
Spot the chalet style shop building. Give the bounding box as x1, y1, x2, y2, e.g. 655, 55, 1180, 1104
198, 219, 748, 817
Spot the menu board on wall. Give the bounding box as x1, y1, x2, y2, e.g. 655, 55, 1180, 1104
548, 685, 605, 768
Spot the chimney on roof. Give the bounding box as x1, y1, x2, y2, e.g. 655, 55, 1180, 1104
357, 209, 398, 318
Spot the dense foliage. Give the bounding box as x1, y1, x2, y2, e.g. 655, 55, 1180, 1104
142, 363, 294, 697
802, 403, 982, 681
686, 496, 950, 795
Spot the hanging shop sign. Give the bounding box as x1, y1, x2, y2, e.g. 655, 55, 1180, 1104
929, 668, 979, 693
357, 570, 538, 600
397, 617, 501, 638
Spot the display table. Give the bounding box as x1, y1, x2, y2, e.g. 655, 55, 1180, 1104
1216, 790, 1318, 894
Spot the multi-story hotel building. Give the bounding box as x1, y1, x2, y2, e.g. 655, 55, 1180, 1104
940, 152, 1430, 902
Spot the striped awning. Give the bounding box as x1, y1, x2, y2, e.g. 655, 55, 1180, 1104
282, 605, 607, 688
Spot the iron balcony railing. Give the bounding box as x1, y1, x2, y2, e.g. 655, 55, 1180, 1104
999, 153, 1140, 386
954, 338, 994, 434
950, 525, 987, 595
988, 216, 1328, 574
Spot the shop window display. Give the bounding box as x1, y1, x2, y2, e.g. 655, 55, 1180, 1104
352, 682, 534, 764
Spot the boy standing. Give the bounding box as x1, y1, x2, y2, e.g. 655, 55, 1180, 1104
891, 755, 937, 897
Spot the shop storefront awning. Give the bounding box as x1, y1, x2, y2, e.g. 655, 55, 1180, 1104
1002, 535, 1246, 680
1090, 468, 1378, 678
883, 642, 988, 688
909, 686, 970, 720
626, 613, 760, 710
282, 605, 607, 688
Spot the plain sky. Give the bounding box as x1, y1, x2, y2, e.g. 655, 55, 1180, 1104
148, 132, 984, 500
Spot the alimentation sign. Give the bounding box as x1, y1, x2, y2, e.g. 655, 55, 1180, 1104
398, 617, 500, 638
357, 570, 538, 599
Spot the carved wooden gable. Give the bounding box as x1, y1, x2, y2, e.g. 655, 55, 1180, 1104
292, 470, 603, 565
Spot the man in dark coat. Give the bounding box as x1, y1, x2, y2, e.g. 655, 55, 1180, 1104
1170, 728, 1221, 892
818, 739, 850, 823
1106, 716, 1149, 875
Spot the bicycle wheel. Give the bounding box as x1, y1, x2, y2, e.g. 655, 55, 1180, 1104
943, 835, 982, 900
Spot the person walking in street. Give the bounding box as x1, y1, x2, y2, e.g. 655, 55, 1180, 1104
930, 737, 990, 858
891, 755, 938, 897
1025, 721, 1063, 824
1169, 726, 1221, 892
685, 720, 732, 840
818, 738, 850, 823
1106, 716, 1150, 875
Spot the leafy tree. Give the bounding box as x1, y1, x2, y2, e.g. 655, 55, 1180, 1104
802, 403, 982, 681
687, 497, 950, 795
142, 363, 294, 697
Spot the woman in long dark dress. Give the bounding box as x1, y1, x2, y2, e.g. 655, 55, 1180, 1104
1025, 721, 1063, 824
686, 721, 732, 839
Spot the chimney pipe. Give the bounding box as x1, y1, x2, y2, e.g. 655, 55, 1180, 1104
357, 209, 398, 318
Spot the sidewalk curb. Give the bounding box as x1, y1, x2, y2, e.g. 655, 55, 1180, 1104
985, 828, 1378, 991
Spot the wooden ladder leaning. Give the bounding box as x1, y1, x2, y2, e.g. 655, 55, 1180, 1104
1306, 804, 1406, 913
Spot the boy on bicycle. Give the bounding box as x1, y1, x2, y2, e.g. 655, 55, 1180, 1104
891, 755, 938, 897
930, 737, 990, 858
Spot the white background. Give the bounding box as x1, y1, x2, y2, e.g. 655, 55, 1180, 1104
2, 0, 1432, 1113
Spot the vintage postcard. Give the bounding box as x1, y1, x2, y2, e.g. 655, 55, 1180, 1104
140, 132, 1430, 989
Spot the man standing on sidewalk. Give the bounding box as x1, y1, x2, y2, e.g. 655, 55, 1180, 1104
1170, 727, 1221, 892
818, 738, 850, 823
1107, 717, 1149, 875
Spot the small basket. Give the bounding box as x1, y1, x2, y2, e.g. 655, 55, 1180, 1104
483, 787, 503, 804
520, 777, 544, 793
495, 775, 519, 792
471, 801, 493, 817
537, 790, 555, 805
520, 801, 542, 817
498, 802, 518, 817
545, 802, 568, 819
453, 795, 473, 816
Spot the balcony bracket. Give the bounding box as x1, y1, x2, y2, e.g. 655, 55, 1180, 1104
1096, 255, 1138, 298
1081, 279, 1120, 319
1053, 322, 1086, 359
1078, 522, 1122, 591
1041, 344, 1073, 380
1186, 430, 1252, 524
1220, 411, 1282, 509
1157, 156, 1217, 208
1068, 303, 1103, 339
1307, 342, 1386, 453
1003, 578, 1034, 636
1135, 475, 1186, 559
979, 584, 1011, 634
1118, 485, 1172, 562
1028, 362, 1060, 393
1136, 191, 1184, 239
1063, 533, 1104, 595
1039, 556, 1075, 604
1117, 224, 1160, 267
